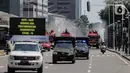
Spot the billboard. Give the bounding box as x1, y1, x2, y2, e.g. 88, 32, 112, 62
10, 17, 45, 35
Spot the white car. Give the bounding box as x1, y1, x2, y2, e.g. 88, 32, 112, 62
8, 42, 44, 73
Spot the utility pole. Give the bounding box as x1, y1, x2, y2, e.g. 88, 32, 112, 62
113, 3, 115, 50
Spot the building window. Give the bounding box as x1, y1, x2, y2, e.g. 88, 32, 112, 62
59, 11, 69, 13
35, 9, 43, 13
48, 2, 54, 5
64, 6, 68, 9
51, 11, 58, 13
23, 8, 33, 11
58, 0, 69, 1
57, 2, 70, 5
0, 0, 4, 5
57, 7, 62, 9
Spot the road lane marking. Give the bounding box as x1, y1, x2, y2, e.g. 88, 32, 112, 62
89, 66, 91, 69
89, 64, 91, 66
90, 61, 92, 64
44, 66, 48, 68
115, 54, 130, 67
107, 55, 110, 56
90, 57, 93, 60
0, 66, 4, 68
102, 55, 104, 56
49, 64, 53, 66
91, 55, 94, 56
112, 55, 115, 56
88, 70, 91, 73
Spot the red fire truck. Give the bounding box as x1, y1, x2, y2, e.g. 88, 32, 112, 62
88, 30, 100, 49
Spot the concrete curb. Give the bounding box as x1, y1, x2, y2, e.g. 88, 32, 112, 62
107, 48, 130, 61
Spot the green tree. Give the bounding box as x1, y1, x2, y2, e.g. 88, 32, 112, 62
75, 15, 89, 35
99, 0, 130, 25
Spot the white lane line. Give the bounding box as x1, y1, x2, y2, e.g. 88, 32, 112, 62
107, 55, 110, 56
115, 54, 130, 67
88, 70, 91, 73
91, 55, 94, 57
44, 66, 48, 68
49, 64, 53, 66
89, 64, 92, 66
90, 61, 92, 64
91, 57, 93, 60
89, 66, 91, 69
0, 66, 4, 68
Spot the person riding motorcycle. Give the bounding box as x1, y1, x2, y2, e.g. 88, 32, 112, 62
100, 42, 106, 54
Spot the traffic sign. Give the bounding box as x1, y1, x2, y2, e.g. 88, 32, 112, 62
115, 4, 125, 15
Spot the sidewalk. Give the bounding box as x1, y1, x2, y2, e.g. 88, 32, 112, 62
107, 48, 130, 61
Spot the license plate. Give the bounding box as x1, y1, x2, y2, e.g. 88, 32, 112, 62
60, 57, 66, 59
20, 60, 28, 64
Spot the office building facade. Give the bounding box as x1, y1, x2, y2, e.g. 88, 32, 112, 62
0, 0, 48, 20
48, 0, 81, 20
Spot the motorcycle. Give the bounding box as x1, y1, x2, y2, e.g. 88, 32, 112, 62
100, 46, 106, 54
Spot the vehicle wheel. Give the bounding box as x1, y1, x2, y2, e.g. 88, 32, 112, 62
96, 45, 99, 49
8, 66, 15, 73
86, 56, 89, 59
72, 60, 75, 64
53, 57, 57, 64
86, 53, 89, 60
102, 51, 104, 54
37, 65, 43, 73
48, 49, 50, 51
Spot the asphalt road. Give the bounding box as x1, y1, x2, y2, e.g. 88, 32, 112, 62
0, 48, 130, 73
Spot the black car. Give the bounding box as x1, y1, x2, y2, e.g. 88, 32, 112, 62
52, 37, 75, 64
75, 37, 89, 59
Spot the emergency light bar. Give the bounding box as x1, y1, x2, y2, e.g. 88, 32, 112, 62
76, 40, 86, 43
56, 40, 72, 43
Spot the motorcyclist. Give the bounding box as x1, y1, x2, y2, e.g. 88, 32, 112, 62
100, 42, 106, 54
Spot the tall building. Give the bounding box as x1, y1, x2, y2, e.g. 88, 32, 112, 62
48, 0, 81, 20
75, 0, 81, 19
0, 0, 48, 20
0, 0, 10, 13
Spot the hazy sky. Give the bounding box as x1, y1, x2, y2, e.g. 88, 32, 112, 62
81, 0, 106, 23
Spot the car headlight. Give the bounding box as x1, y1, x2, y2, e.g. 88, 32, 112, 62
10, 55, 14, 60
53, 51, 57, 54
35, 56, 40, 60
68, 51, 73, 55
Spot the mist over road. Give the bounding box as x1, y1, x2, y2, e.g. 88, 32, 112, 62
47, 17, 84, 37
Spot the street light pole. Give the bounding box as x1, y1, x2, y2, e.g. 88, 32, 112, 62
128, 13, 130, 55
113, 3, 115, 50
28, 1, 29, 17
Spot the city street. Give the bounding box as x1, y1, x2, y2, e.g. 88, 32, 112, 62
0, 48, 130, 73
